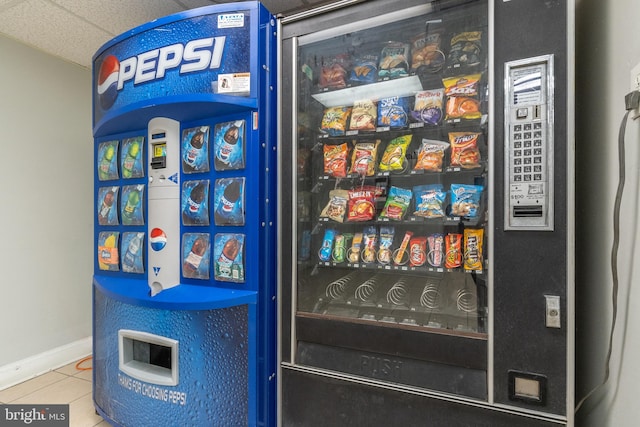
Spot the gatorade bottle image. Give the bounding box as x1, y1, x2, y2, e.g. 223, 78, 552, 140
214, 179, 242, 225
182, 181, 208, 225
122, 139, 141, 178
183, 128, 206, 173
98, 143, 117, 180
122, 233, 143, 273
122, 189, 141, 225
183, 235, 209, 278
98, 233, 119, 271
98, 189, 115, 225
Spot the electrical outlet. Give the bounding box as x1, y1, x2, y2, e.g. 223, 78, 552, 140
631, 62, 640, 91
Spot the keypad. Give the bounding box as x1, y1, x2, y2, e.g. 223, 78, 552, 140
511, 121, 545, 182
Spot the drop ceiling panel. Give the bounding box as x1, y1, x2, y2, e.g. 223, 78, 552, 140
51, 0, 185, 36
0, 0, 339, 68
0, 0, 111, 67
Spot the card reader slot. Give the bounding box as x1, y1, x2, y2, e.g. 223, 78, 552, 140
513, 205, 543, 217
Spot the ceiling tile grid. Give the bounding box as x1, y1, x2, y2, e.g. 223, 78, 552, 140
0, 0, 336, 68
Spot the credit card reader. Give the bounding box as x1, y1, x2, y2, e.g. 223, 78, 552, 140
147, 117, 180, 295
504, 55, 554, 231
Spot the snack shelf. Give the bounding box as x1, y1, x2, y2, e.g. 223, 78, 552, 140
311, 75, 424, 108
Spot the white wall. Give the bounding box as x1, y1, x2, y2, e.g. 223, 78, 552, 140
0, 35, 93, 380
576, 0, 640, 426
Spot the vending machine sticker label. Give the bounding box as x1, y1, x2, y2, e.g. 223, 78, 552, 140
218, 13, 245, 29
217, 72, 250, 94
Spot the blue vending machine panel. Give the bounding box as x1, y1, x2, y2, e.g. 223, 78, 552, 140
92, 2, 277, 426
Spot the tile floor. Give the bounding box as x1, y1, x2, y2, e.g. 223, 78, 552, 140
0, 357, 107, 426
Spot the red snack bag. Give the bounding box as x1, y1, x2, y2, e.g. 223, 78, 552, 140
347, 188, 376, 222
349, 140, 380, 176
449, 132, 481, 169
323, 143, 349, 177
409, 237, 427, 267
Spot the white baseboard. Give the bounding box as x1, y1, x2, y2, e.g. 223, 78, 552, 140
0, 336, 92, 390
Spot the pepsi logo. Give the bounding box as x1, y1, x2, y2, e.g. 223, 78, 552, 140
149, 228, 167, 251
97, 55, 120, 110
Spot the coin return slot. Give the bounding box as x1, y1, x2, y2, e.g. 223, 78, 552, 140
508, 371, 546, 405
119, 330, 179, 386
513, 205, 543, 217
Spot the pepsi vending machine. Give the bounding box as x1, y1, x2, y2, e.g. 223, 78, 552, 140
92, 3, 277, 426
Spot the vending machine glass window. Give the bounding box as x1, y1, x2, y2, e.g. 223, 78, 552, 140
291, 0, 489, 394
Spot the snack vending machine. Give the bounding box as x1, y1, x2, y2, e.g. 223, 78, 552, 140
92, 2, 277, 426
279, 0, 574, 425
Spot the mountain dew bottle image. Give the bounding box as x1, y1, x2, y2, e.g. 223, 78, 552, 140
122, 189, 141, 225
122, 139, 141, 178
98, 144, 115, 180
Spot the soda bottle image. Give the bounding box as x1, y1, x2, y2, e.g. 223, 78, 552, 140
122, 189, 141, 225
183, 236, 208, 278
183, 181, 207, 224
217, 237, 240, 278
122, 139, 141, 178
122, 233, 143, 273
215, 122, 240, 169
98, 190, 115, 225
183, 128, 206, 172
215, 180, 241, 224
98, 144, 115, 180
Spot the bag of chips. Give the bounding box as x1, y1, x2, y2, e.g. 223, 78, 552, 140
378, 42, 410, 79
319, 54, 350, 89
321, 106, 351, 136
347, 188, 376, 221
349, 140, 380, 176
414, 139, 450, 172
449, 132, 481, 169
377, 96, 410, 128
413, 184, 447, 218
349, 99, 377, 131
323, 143, 349, 177
379, 135, 412, 172
412, 89, 445, 125
350, 54, 379, 84
320, 189, 349, 223
410, 21, 445, 74
448, 31, 483, 71
443, 74, 482, 120
450, 184, 484, 218
379, 186, 412, 220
